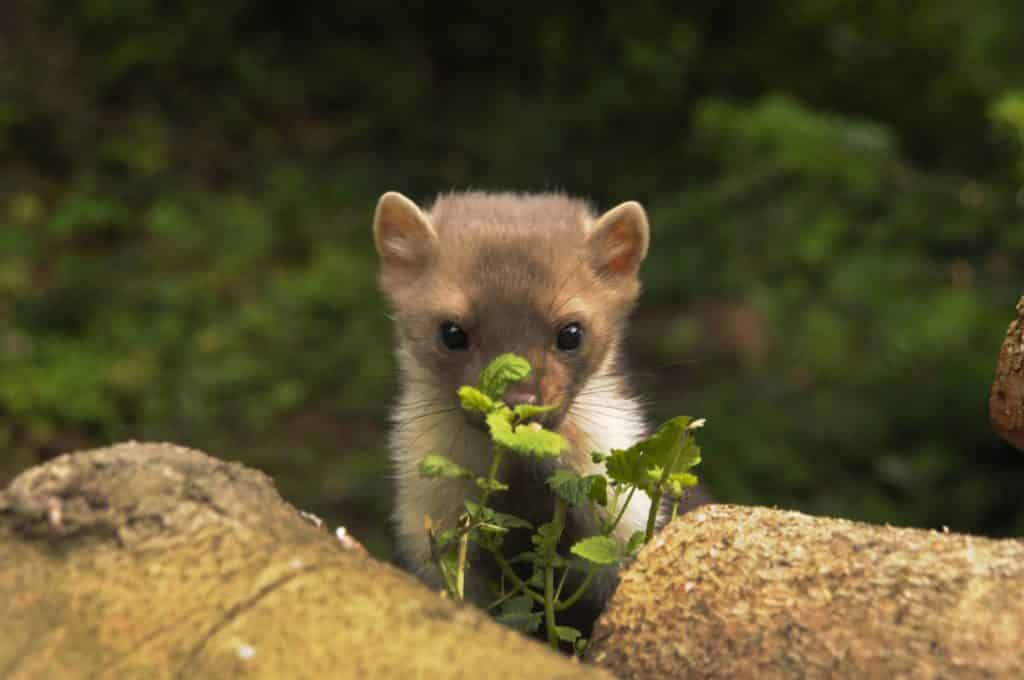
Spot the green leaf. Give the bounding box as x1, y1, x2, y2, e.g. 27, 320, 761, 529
476, 476, 509, 493
556, 625, 582, 644
488, 411, 567, 457
570, 535, 622, 565
547, 469, 607, 506
418, 454, 473, 480
486, 409, 517, 447
512, 403, 557, 421
532, 521, 563, 559
591, 451, 609, 464
478, 353, 531, 400
490, 511, 533, 530
435, 528, 459, 551
511, 423, 567, 457
625, 530, 646, 555
605, 445, 645, 487
642, 416, 693, 467
501, 594, 533, 615
458, 386, 496, 413
464, 500, 487, 521
496, 595, 542, 633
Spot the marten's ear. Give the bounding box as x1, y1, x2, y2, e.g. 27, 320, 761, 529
373, 192, 437, 267
587, 201, 650, 277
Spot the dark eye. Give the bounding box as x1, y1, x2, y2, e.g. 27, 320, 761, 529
556, 322, 583, 351
439, 321, 469, 350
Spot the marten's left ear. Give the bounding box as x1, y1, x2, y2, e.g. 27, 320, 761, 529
587, 201, 650, 277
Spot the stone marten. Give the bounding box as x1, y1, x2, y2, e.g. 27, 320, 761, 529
373, 190, 689, 610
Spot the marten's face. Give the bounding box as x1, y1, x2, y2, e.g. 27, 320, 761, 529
373, 192, 649, 431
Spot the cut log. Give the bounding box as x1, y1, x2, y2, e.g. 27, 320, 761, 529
990, 294, 1024, 451
0, 442, 608, 680
587, 504, 1024, 679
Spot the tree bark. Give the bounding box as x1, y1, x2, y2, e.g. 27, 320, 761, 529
587, 504, 1024, 679
990, 294, 1024, 451
0, 442, 608, 680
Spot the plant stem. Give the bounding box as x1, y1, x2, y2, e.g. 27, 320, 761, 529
490, 549, 545, 606
487, 578, 527, 610
644, 489, 662, 544
455, 514, 469, 600
645, 432, 688, 543
544, 561, 558, 648
555, 567, 596, 611
607, 486, 636, 535
553, 562, 570, 601
670, 497, 680, 523
479, 445, 505, 508
544, 497, 568, 648
456, 445, 506, 601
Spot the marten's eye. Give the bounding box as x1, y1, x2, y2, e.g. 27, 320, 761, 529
439, 321, 469, 351
556, 322, 583, 351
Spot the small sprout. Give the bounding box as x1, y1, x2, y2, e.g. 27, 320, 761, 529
416, 352, 706, 652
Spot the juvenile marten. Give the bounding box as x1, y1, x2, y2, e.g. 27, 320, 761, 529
373, 190, 678, 609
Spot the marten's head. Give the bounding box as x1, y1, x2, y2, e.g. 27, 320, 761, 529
373, 191, 649, 431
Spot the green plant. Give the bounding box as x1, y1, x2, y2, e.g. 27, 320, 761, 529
417, 353, 703, 652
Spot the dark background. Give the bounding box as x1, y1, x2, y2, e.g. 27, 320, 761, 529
2, 1, 1023, 558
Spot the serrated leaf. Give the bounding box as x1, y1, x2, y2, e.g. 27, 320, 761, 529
642, 416, 693, 467
486, 409, 517, 447
674, 440, 702, 472
547, 469, 607, 506
496, 609, 543, 633
508, 423, 567, 457
475, 476, 509, 493
418, 454, 473, 479
605, 445, 645, 486
643, 416, 704, 473
478, 353, 531, 400
556, 625, 582, 644
496, 595, 542, 633
491, 511, 533, 530
501, 594, 533, 616
488, 410, 567, 457
512, 403, 558, 421
458, 386, 495, 414
435, 528, 459, 551
570, 535, 622, 565
532, 520, 563, 559
588, 475, 608, 506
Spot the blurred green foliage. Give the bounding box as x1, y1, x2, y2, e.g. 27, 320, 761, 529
2, 1, 1023, 555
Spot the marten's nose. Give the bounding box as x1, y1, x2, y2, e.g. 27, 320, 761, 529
503, 389, 538, 408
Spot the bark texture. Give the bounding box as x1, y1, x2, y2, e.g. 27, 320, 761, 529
0, 442, 607, 680
587, 504, 1024, 679
990, 294, 1024, 451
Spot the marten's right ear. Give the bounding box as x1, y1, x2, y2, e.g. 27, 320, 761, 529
373, 192, 438, 267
